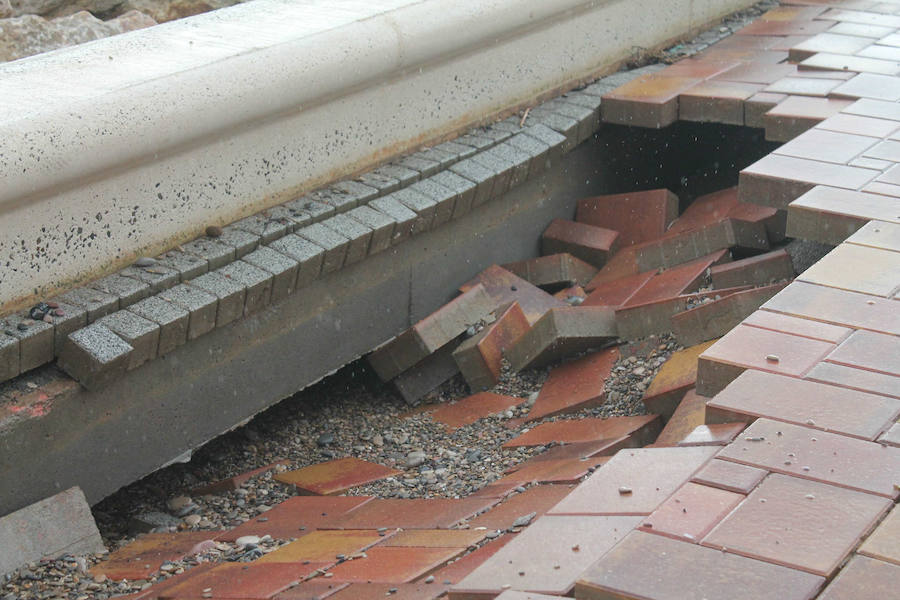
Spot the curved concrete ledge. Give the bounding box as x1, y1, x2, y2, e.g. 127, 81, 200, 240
0, 0, 753, 312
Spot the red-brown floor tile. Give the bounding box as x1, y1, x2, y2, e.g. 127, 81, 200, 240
639, 482, 744, 542
706, 369, 900, 440
643, 340, 717, 420
256, 530, 387, 564
450, 515, 640, 597
430, 392, 525, 430
156, 562, 328, 599
541, 219, 620, 268
548, 446, 717, 516
653, 389, 710, 447
798, 244, 900, 297
677, 423, 747, 446
582, 270, 655, 306
274, 458, 401, 496
467, 486, 574, 531
801, 52, 900, 75
601, 75, 702, 128
817, 554, 900, 600
429, 534, 516, 586
679, 80, 762, 125
575, 189, 678, 248
703, 473, 891, 577
526, 348, 617, 422
624, 251, 729, 308
459, 265, 566, 326
271, 581, 349, 599
657, 58, 742, 79
859, 504, 900, 566
325, 547, 461, 583
326, 498, 497, 530
788, 32, 871, 60
716, 62, 797, 84
827, 329, 900, 376
91, 532, 217, 581
218, 496, 373, 541
192, 460, 291, 496
763, 96, 855, 142
454, 301, 531, 391
817, 112, 900, 137
717, 418, 900, 498
691, 458, 767, 494
788, 186, 900, 247
326, 583, 448, 600
742, 309, 852, 343
378, 529, 487, 548
806, 361, 900, 399
772, 129, 878, 164
736, 18, 832, 36
575, 530, 825, 600
490, 455, 611, 487
846, 219, 900, 252
502, 415, 660, 448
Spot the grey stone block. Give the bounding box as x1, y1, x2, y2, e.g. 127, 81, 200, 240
392, 188, 437, 236
265, 206, 303, 232
128, 296, 189, 355
97, 310, 160, 370
188, 271, 247, 327
396, 155, 438, 178
3, 314, 55, 372
449, 158, 497, 207
435, 140, 478, 161
0, 333, 19, 382
219, 261, 273, 316
181, 238, 236, 270
217, 225, 260, 257
305, 189, 357, 215
0, 487, 105, 579
491, 142, 532, 189
477, 125, 514, 144
369, 196, 417, 245
233, 213, 291, 244
347, 206, 395, 255
322, 214, 373, 265
417, 147, 457, 169
58, 324, 133, 390
89, 274, 150, 308
374, 164, 419, 187
580, 80, 618, 97
357, 171, 400, 194
506, 131, 551, 176
410, 179, 457, 226
455, 132, 497, 151
158, 284, 218, 340
296, 224, 349, 275
563, 90, 603, 114
46, 300, 88, 355
242, 246, 299, 303
268, 234, 324, 288
284, 197, 335, 224
541, 98, 598, 143
521, 123, 567, 164
526, 109, 579, 152
332, 180, 380, 205
430, 171, 476, 219
58, 287, 119, 322
157, 249, 209, 281
469, 149, 513, 197
490, 118, 525, 135
119, 264, 180, 294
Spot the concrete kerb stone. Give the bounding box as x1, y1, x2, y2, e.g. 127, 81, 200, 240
357, 170, 401, 194
284, 197, 335, 225
88, 274, 150, 309
524, 109, 580, 152
47, 301, 87, 355
242, 246, 300, 303
232, 213, 292, 244
430, 171, 477, 220
479, 125, 515, 144
3, 314, 55, 373
268, 234, 325, 288
410, 178, 458, 226
216, 226, 261, 258
492, 142, 532, 189
219, 260, 274, 316
435, 140, 479, 162
0, 333, 19, 381
375, 164, 420, 188
455, 132, 498, 151
157, 249, 209, 281
96, 310, 161, 370
158, 284, 218, 340
449, 158, 497, 208
397, 154, 440, 178
469, 148, 514, 197
119, 264, 180, 294
58, 287, 119, 323
332, 180, 380, 205
417, 146, 458, 169
181, 238, 236, 271
391, 188, 438, 235
506, 131, 551, 176
521, 123, 567, 164
58, 323, 133, 390
127, 296, 189, 356
540, 98, 598, 143
295, 223, 349, 275
369, 196, 417, 245
321, 214, 373, 266
188, 271, 247, 327
347, 206, 396, 255
305, 189, 358, 215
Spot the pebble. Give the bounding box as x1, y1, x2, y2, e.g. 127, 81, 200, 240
206, 225, 224, 238
316, 432, 335, 446
618, 486, 633, 495
511, 512, 536, 528
235, 535, 261, 546
134, 257, 157, 267
167, 496, 193, 512
184, 514, 202, 527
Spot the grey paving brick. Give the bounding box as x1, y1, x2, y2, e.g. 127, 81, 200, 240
58, 324, 133, 390
417, 147, 457, 169
58, 287, 118, 322
409, 179, 457, 226
369, 196, 417, 245
524, 109, 579, 152
396, 155, 438, 178
540, 99, 598, 143
493, 142, 532, 188
215, 226, 259, 258
455, 133, 497, 151
233, 213, 291, 244
295, 223, 349, 275
357, 171, 400, 194
158, 284, 218, 340
265, 206, 303, 232
468, 150, 512, 198
305, 189, 357, 215
435, 140, 478, 162
128, 296, 189, 355
157, 249, 209, 281
2, 315, 54, 372
490, 118, 525, 135
181, 238, 236, 270
580, 79, 618, 97
374, 164, 419, 187
392, 188, 437, 235
46, 300, 87, 354
0, 333, 19, 381
97, 310, 160, 370
449, 158, 497, 208
284, 197, 335, 224
347, 206, 395, 255
242, 246, 299, 303
89, 274, 150, 308
218, 261, 273, 316
119, 264, 180, 294
322, 214, 372, 266
431, 171, 477, 219
188, 271, 246, 327
563, 90, 603, 113
268, 234, 325, 288
332, 180, 380, 205
477, 125, 514, 144
521, 123, 567, 163
506, 131, 551, 176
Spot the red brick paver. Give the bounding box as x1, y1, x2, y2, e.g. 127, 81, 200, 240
274, 458, 401, 496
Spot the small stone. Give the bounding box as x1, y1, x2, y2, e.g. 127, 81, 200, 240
184, 514, 202, 527
167, 496, 193, 512
424, 575, 435, 584
236, 535, 261, 546
134, 257, 157, 267
317, 432, 335, 446
93, 574, 108, 583
765, 354, 780, 363
206, 225, 224, 238
511, 512, 536, 528
805, 494, 815, 500
16, 322, 28, 331
618, 486, 632, 495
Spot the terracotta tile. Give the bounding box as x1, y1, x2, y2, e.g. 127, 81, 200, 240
678, 80, 762, 125
502, 253, 597, 290
817, 554, 900, 600
576, 530, 825, 600
643, 340, 717, 420
430, 392, 525, 431
828, 329, 900, 377
459, 265, 566, 326
217, 496, 373, 541
703, 47, 790, 64
624, 250, 729, 308
758, 5, 828, 21
878, 421, 900, 446
773, 129, 878, 164
703, 473, 891, 577
717, 418, 900, 498
450, 515, 640, 597
490, 455, 610, 487
691, 458, 767, 494
765, 281, 900, 334
817, 112, 900, 137
746, 92, 788, 128
256, 530, 387, 564
156, 562, 328, 599
271, 581, 349, 599
548, 446, 717, 516
639, 482, 744, 542
736, 19, 832, 36
454, 301, 532, 392
716, 62, 797, 84
742, 309, 852, 342
800, 52, 900, 75
429, 534, 516, 585
788, 32, 872, 60
526, 348, 617, 422
91, 532, 217, 581
575, 189, 678, 248
707, 369, 900, 440
709, 250, 795, 289
799, 244, 900, 298
541, 219, 619, 268
274, 458, 401, 496
763, 96, 855, 142
582, 270, 655, 306
601, 74, 702, 128
677, 423, 746, 446
846, 219, 900, 252
192, 460, 291, 496
806, 361, 900, 399
657, 58, 741, 79
326, 498, 497, 530
468, 486, 574, 531
378, 529, 487, 549
502, 415, 661, 448
653, 389, 710, 447
326, 546, 462, 583
859, 504, 900, 565
326, 583, 447, 600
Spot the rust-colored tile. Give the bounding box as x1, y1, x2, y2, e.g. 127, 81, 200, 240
703, 473, 891, 577
430, 392, 525, 431
274, 458, 401, 496
326, 547, 461, 583
717, 418, 900, 498
742, 309, 852, 343
429, 534, 516, 585
468, 486, 574, 531
91, 532, 217, 581
806, 361, 900, 399
272, 581, 349, 599
706, 369, 900, 440
548, 446, 717, 516
192, 460, 291, 496
156, 562, 328, 599
658, 58, 741, 79
643, 340, 717, 420
575, 530, 825, 600
859, 504, 900, 565
846, 219, 900, 252
326, 498, 497, 530
451, 515, 640, 597
256, 530, 387, 564
759, 5, 827, 21
327, 583, 447, 600
217, 496, 373, 541
679, 80, 762, 125
490, 455, 609, 487
772, 129, 878, 164
582, 270, 655, 306
818, 554, 900, 600
653, 389, 710, 447
827, 329, 900, 377
454, 301, 531, 391
379, 529, 487, 548
519, 440, 618, 464
799, 244, 900, 297
526, 348, 618, 422
459, 265, 566, 326
576, 189, 678, 248
736, 18, 832, 36
716, 62, 797, 84
763, 96, 855, 142
691, 458, 767, 494
624, 250, 729, 307
541, 219, 620, 268
502, 253, 597, 290
677, 423, 746, 446
601, 74, 702, 128
502, 415, 661, 448
745, 92, 788, 128
639, 482, 743, 542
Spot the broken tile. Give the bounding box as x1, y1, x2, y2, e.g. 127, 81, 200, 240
327, 498, 497, 530
459, 265, 566, 326
653, 389, 710, 447
643, 340, 717, 420
453, 302, 531, 392
326, 547, 461, 583
217, 496, 373, 541
503, 415, 661, 449
691, 458, 767, 494
526, 348, 618, 422
153, 561, 326, 598
818, 554, 900, 600
502, 253, 598, 290
575, 189, 678, 247
429, 392, 525, 431
541, 219, 619, 268
504, 306, 617, 372
274, 458, 401, 496
256, 530, 386, 564
639, 482, 743, 542
624, 251, 730, 308
91, 532, 215, 580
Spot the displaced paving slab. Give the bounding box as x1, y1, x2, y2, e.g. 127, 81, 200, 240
525, 348, 618, 422
274, 457, 401, 496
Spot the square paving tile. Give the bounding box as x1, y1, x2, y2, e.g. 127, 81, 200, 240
326, 583, 448, 600
639, 482, 744, 542
256, 530, 387, 564
691, 458, 768, 494
772, 129, 878, 165
706, 369, 900, 440
832, 72, 900, 101
678, 80, 762, 125
817, 112, 900, 137
326, 498, 497, 530
817, 554, 900, 600
806, 361, 900, 399
459, 265, 566, 326
858, 504, 900, 566
575, 530, 825, 600
827, 329, 900, 376
450, 515, 640, 597
653, 389, 710, 447
741, 310, 852, 343
217, 496, 373, 541
325, 547, 461, 583
788, 32, 871, 60
624, 251, 728, 308
846, 219, 900, 252
717, 418, 900, 498
798, 244, 900, 297
703, 473, 891, 577
643, 340, 717, 420
582, 270, 655, 306
575, 189, 678, 247
467, 486, 574, 531
677, 423, 747, 446
378, 529, 487, 548
271, 581, 348, 599
601, 75, 702, 128
502, 415, 660, 448
716, 62, 797, 84
548, 446, 718, 516
763, 96, 855, 142
274, 458, 401, 496
429, 534, 517, 586
155, 562, 328, 599
763, 282, 900, 336
430, 392, 525, 430
526, 348, 617, 422
91, 532, 217, 581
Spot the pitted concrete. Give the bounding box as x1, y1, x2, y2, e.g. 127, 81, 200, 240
96, 311, 160, 371
188, 272, 247, 327
3, 315, 54, 372
160, 284, 218, 340
127, 296, 189, 356
57, 324, 133, 391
